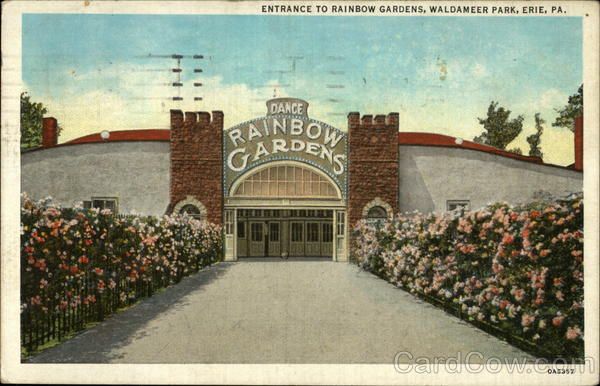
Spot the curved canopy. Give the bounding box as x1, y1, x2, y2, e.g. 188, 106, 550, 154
231, 163, 340, 199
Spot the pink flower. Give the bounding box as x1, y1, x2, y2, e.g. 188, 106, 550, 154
552, 315, 565, 327
555, 291, 565, 301
512, 288, 525, 302
521, 313, 535, 327
502, 233, 514, 245
566, 326, 582, 340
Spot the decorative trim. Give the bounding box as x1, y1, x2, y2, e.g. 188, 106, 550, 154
362, 197, 393, 220
173, 196, 207, 218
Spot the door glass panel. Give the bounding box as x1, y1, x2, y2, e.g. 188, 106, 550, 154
269, 223, 280, 242
307, 223, 319, 242
322, 223, 333, 242
251, 223, 263, 242
237, 221, 245, 238
291, 223, 303, 242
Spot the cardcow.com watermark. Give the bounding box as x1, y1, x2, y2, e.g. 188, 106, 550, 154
393, 351, 596, 374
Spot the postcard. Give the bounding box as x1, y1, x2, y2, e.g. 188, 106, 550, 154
1, 1, 598, 384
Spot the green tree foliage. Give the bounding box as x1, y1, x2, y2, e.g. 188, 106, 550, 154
20, 92, 48, 150
474, 101, 524, 150
507, 147, 523, 155
552, 84, 583, 131
527, 113, 545, 159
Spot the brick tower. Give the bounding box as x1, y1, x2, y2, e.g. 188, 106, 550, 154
347, 112, 399, 227
169, 110, 224, 224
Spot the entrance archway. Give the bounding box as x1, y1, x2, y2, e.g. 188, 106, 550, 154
224, 161, 346, 261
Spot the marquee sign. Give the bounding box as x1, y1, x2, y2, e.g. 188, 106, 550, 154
223, 98, 348, 198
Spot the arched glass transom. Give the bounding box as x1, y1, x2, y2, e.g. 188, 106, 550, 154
232, 164, 339, 198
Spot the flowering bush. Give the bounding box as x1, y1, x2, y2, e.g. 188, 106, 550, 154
353, 194, 584, 359
21, 194, 222, 353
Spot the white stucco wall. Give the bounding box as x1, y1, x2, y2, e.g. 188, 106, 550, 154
21, 142, 170, 217
21, 142, 584, 217
399, 146, 583, 213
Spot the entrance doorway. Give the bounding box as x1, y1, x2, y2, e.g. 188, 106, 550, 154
237, 209, 334, 258
223, 161, 347, 261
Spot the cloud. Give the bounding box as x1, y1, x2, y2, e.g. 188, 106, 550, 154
471, 63, 488, 78
538, 88, 567, 110
30, 62, 288, 142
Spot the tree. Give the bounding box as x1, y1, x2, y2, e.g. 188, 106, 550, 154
527, 113, 544, 159
507, 147, 523, 155
20, 92, 49, 149
474, 101, 524, 150
552, 84, 583, 131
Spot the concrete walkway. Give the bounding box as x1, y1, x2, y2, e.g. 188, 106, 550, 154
29, 260, 532, 363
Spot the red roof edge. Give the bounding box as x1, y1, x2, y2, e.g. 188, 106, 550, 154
22, 128, 581, 173
65, 129, 170, 144
398, 132, 580, 172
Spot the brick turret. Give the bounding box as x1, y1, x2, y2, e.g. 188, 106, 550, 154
347, 112, 399, 227
169, 110, 224, 224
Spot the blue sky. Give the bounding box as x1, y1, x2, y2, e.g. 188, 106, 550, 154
22, 14, 582, 164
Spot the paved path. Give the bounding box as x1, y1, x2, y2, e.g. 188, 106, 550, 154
29, 260, 532, 363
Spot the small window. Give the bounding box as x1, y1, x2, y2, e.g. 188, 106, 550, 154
366, 206, 387, 224
237, 221, 246, 239
91, 197, 118, 214
180, 204, 201, 218
83, 200, 92, 209
336, 211, 345, 236
447, 200, 470, 212
224, 210, 233, 235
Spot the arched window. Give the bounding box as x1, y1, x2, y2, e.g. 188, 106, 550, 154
231, 164, 339, 199
179, 204, 202, 219
366, 206, 387, 225
362, 198, 393, 225
172, 196, 207, 220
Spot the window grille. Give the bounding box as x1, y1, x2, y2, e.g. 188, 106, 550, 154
232, 165, 338, 198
